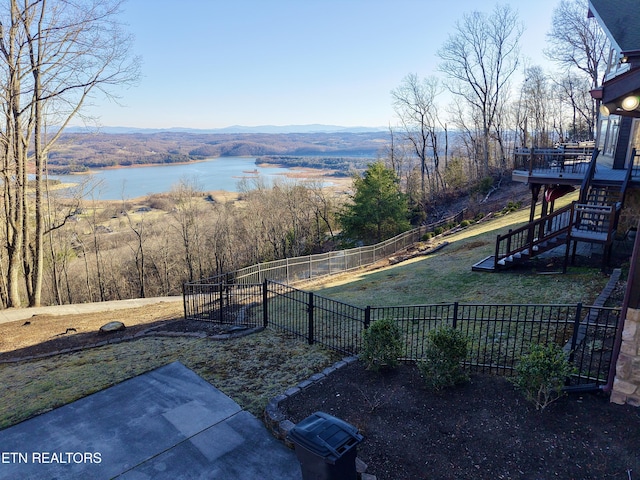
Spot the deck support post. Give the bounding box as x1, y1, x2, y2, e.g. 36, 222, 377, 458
529, 184, 542, 223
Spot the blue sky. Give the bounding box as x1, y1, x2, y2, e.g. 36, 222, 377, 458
84, 0, 564, 130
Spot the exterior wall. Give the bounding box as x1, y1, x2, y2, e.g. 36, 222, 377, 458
620, 189, 640, 233
611, 308, 640, 406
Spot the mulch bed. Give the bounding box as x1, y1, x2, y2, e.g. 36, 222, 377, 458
281, 361, 640, 480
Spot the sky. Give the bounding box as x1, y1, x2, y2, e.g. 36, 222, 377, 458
82, 0, 564, 130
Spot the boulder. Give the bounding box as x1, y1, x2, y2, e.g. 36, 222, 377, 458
99, 321, 126, 334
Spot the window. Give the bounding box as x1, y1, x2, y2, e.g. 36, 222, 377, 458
597, 118, 608, 150
604, 116, 620, 157
596, 115, 620, 157
630, 118, 640, 151
629, 118, 640, 166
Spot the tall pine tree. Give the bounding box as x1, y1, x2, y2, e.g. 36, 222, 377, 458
339, 162, 410, 245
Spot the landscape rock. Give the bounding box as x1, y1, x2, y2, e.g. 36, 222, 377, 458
99, 321, 126, 334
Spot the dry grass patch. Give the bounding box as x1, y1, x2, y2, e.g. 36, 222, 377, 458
0, 330, 338, 430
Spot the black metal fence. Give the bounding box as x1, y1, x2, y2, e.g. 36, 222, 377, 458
183, 279, 622, 391
183, 281, 263, 325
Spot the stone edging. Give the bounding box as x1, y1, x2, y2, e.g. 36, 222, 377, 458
263, 355, 376, 479
263, 355, 358, 446
0, 326, 264, 364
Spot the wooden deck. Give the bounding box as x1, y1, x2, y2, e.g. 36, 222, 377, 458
512, 164, 638, 187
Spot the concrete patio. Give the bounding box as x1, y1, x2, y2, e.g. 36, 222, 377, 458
0, 361, 301, 479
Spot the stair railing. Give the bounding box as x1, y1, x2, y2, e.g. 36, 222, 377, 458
494, 203, 574, 268
578, 148, 600, 204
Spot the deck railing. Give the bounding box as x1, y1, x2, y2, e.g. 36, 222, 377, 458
514, 145, 595, 175
494, 203, 574, 268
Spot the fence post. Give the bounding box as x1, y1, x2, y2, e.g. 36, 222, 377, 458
218, 282, 223, 323
453, 302, 459, 329
364, 306, 371, 329
182, 284, 188, 320
286, 258, 290, 285
262, 280, 269, 328
308, 291, 315, 345
568, 302, 583, 364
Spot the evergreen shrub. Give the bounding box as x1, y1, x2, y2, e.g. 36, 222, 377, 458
361, 318, 403, 371
512, 343, 575, 411
418, 326, 469, 391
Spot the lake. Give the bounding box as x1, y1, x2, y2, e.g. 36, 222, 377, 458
51, 157, 323, 200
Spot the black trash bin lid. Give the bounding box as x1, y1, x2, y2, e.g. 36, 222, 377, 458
288, 411, 363, 461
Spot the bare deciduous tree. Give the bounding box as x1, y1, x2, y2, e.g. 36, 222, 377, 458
391, 73, 443, 205
518, 66, 554, 147
545, 0, 608, 136
438, 4, 522, 177
545, 0, 609, 89
0, 0, 139, 307
554, 73, 596, 141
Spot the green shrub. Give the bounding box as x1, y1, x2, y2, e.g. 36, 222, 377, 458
418, 326, 469, 391
477, 176, 494, 195
433, 226, 444, 235
512, 343, 575, 411
500, 201, 522, 215
361, 318, 402, 371
421, 232, 433, 241
460, 220, 471, 227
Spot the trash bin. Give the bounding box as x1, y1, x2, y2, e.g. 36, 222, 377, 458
287, 411, 363, 480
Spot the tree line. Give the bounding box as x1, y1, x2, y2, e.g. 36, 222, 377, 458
9, 178, 340, 306
387, 0, 607, 213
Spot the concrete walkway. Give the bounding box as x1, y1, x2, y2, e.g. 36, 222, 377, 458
0, 362, 302, 479
0, 296, 183, 325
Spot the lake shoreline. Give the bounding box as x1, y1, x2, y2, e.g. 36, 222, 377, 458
52, 159, 351, 205
47, 156, 348, 200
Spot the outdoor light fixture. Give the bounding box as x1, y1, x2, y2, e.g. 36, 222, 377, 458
600, 102, 618, 116
621, 95, 640, 111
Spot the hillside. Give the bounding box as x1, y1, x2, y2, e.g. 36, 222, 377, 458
46, 131, 388, 173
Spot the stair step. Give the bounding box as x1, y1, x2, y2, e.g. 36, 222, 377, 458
472, 255, 496, 272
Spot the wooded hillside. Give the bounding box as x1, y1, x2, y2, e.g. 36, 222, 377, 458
47, 131, 387, 173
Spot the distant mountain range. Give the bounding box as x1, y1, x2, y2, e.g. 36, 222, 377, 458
66, 124, 388, 135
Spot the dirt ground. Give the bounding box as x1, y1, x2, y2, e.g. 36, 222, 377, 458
282, 361, 640, 480
0, 302, 186, 361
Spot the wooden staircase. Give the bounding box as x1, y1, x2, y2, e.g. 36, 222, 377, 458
472, 203, 573, 271
473, 148, 635, 273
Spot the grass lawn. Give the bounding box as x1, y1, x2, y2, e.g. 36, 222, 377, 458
311, 194, 612, 307
0, 331, 339, 430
